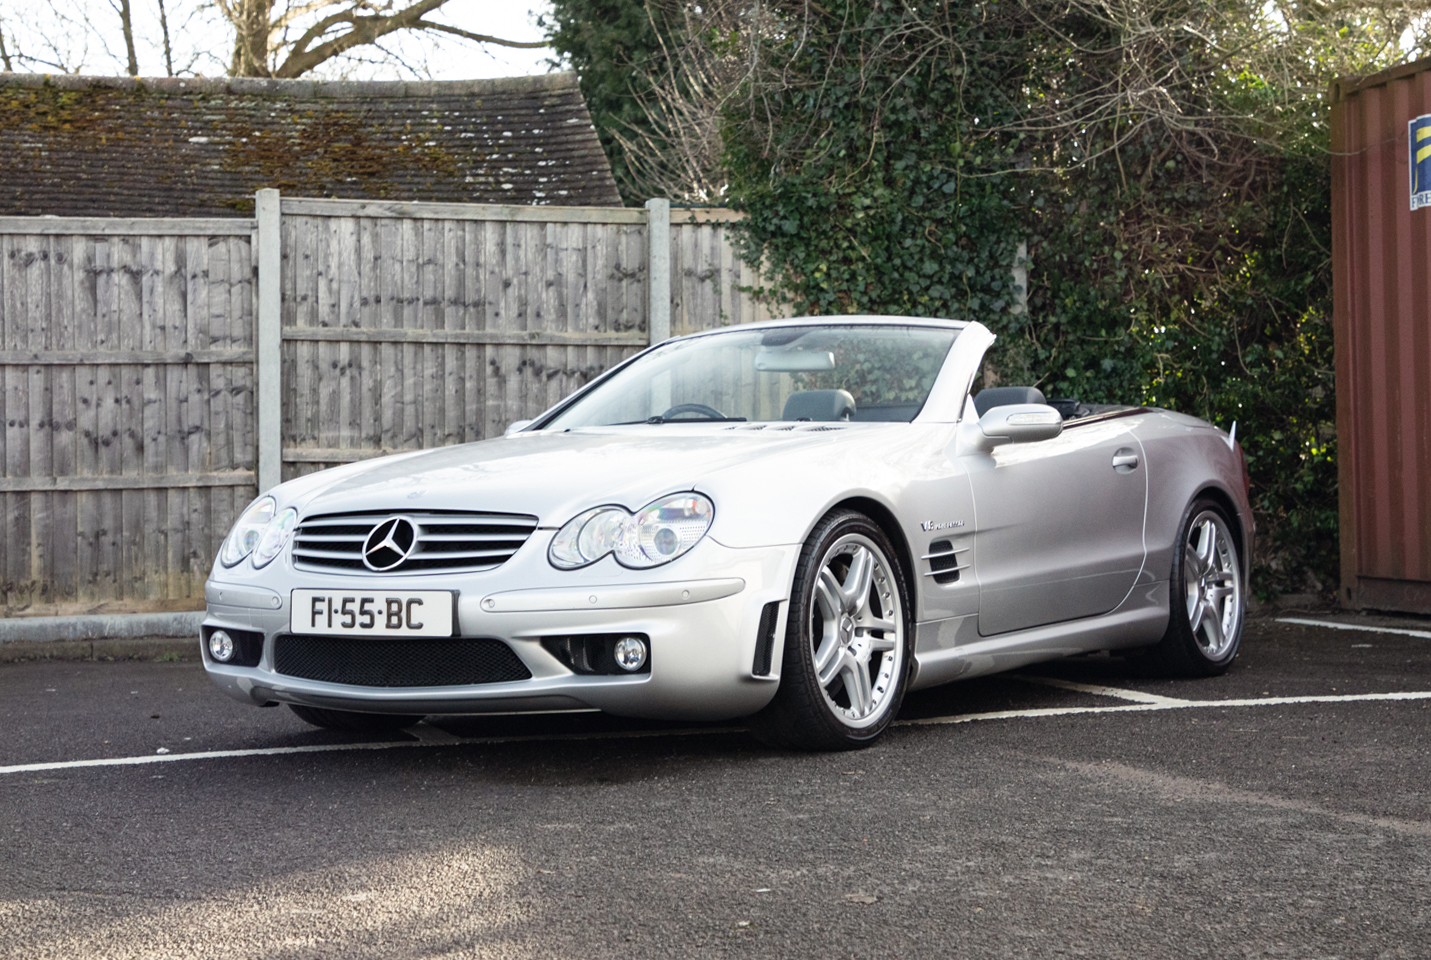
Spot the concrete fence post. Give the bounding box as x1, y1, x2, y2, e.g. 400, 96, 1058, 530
255, 188, 282, 494
645, 198, 671, 344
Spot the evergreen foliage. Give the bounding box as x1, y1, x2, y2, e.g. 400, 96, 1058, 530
550, 0, 1425, 595
719, 0, 1394, 596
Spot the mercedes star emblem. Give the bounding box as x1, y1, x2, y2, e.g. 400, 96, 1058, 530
362, 516, 418, 571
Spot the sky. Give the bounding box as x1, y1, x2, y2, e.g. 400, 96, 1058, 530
0, 1, 558, 81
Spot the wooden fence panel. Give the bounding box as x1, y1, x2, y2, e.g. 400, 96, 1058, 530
0, 227, 256, 616
670, 213, 779, 337
278, 204, 653, 478
0, 200, 776, 613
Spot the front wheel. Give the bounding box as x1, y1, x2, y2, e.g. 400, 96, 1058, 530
749, 511, 911, 751
1140, 498, 1245, 677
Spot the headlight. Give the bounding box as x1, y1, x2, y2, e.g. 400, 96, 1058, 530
549, 493, 714, 569
219, 496, 276, 567
251, 507, 299, 568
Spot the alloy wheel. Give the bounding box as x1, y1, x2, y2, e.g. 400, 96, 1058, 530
808, 534, 905, 729
1182, 510, 1242, 661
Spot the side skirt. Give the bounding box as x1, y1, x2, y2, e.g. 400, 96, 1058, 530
909, 580, 1170, 691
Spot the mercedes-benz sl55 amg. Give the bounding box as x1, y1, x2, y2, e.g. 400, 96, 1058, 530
202, 317, 1250, 750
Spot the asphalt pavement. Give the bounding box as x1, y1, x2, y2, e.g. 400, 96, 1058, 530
1, 614, 1428, 959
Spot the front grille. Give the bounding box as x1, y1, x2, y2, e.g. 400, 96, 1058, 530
274, 634, 532, 687
292, 510, 538, 574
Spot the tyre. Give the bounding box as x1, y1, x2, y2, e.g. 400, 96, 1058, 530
288, 704, 425, 732
1140, 497, 1245, 677
750, 510, 912, 750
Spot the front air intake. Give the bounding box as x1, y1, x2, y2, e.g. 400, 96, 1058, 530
753, 601, 781, 676
273, 635, 531, 687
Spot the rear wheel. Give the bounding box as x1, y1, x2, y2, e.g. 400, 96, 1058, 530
288, 704, 425, 733
1141, 498, 1244, 677
750, 511, 911, 751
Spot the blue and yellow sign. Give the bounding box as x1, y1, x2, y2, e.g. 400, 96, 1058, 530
1413, 115, 1431, 210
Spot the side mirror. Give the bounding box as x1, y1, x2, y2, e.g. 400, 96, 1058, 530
976, 403, 1062, 450
504, 419, 534, 437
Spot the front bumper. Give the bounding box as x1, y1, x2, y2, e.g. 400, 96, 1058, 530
202, 537, 799, 721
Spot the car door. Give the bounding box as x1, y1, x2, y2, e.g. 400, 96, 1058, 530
963, 417, 1147, 636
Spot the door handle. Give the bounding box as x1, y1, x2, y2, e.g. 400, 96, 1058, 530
1112, 449, 1139, 472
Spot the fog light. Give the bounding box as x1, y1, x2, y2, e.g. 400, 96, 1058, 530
208, 630, 235, 662
613, 636, 648, 672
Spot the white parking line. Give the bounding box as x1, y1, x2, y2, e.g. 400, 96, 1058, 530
1276, 617, 1431, 640
901, 690, 1431, 726
3, 690, 1430, 777
0, 725, 748, 776
1010, 674, 1191, 705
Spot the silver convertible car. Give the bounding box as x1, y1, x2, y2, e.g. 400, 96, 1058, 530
202, 316, 1251, 750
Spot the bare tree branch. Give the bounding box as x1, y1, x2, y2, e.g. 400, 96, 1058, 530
157, 0, 174, 76
0, 18, 13, 72
275, 0, 450, 76
212, 0, 550, 78
0, 0, 551, 79
110, 0, 138, 75
412, 20, 548, 49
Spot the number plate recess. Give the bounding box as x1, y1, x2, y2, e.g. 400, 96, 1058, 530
290, 590, 456, 637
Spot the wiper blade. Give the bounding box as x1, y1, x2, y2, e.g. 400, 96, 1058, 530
612, 416, 749, 425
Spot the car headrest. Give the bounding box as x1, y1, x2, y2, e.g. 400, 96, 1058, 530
973, 386, 1048, 417
782, 389, 856, 422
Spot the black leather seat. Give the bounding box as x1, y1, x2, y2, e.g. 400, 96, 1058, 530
782, 389, 856, 421
973, 386, 1047, 417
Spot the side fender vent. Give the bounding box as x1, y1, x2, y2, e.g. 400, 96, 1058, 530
923, 539, 968, 585
753, 601, 781, 676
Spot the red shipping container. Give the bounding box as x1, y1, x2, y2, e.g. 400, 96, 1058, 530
1332, 55, 1431, 612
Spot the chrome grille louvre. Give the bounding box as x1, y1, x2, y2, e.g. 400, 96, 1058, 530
292, 510, 539, 574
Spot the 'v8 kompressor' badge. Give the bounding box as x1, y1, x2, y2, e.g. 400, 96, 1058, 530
921, 519, 966, 532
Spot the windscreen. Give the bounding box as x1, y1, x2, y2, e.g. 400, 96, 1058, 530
542, 324, 960, 429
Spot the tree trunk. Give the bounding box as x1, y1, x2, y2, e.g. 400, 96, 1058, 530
231, 0, 274, 77
158, 0, 174, 76
117, 0, 139, 76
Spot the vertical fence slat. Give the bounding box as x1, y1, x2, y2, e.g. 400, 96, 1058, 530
74, 238, 99, 600
463, 220, 484, 442
4, 237, 26, 603
401, 218, 421, 449
440, 219, 462, 445
420, 218, 442, 447
185, 236, 211, 590
25, 237, 51, 607
337, 216, 360, 453
50, 236, 77, 599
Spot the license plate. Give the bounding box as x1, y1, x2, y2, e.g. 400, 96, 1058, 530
290, 590, 455, 637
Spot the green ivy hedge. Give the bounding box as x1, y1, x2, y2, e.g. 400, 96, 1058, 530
724, 0, 1337, 597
